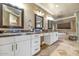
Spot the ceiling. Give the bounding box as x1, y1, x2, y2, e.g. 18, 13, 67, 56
36, 3, 79, 19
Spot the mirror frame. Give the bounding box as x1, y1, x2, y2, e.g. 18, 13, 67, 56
48, 20, 53, 29
35, 14, 43, 29
0, 3, 24, 29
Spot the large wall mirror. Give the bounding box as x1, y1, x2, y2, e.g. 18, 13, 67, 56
0, 3, 24, 28
35, 14, 43, 29
57, 22, 71, 29
48, 20, 52, 29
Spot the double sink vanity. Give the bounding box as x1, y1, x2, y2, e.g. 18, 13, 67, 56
0, 31, 58, 56
0, 32, 41, 56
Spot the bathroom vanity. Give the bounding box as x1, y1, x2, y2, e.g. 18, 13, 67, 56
0, 32, 40, 56
44, 32, 58, 45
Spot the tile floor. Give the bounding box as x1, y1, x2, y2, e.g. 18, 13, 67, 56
36, 39, 79, 56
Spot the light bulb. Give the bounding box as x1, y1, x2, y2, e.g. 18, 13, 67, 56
56, 5, 59, 8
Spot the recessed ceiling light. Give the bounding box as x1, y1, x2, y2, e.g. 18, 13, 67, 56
56, 5, 59, 8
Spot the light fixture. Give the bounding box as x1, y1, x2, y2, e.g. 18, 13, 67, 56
34, 10, 44, 16
46, 16, 54, 21
56, 5, 59, 8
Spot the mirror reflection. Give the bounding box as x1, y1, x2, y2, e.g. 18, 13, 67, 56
2, 4, 23, 27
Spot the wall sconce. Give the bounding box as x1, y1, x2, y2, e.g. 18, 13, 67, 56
34, 10, 44, 16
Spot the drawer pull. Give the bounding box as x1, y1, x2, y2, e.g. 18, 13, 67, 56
35, 48, 38, 51
16, 44, 17, 50
12, 44, 13, 51
34, 41, 38, 43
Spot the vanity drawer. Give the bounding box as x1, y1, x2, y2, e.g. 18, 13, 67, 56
14, 35, 30, 42
32, 34, 40, 39
0, 37, 14, 45
44, 33, 50, 36
32, 45, 40, 55
32, 38, 40, 46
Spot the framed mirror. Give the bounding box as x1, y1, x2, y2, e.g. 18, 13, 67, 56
0, 3, 24, 28
48, 20, 52, 29
35, 14, 43, 29
57, 22, 71, 29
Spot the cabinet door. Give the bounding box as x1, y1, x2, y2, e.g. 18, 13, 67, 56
50, 33, 54, 44
15, 40, 31, 56
31, 36, 40, 55
0, 36, 14, 56
52, 32, 58, 43
44, 34, 51, 45
0, 44, 14, 56
54, 32, 58, 41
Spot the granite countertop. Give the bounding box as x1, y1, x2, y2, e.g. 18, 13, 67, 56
0, 31, 57, 37
0, 32, 41, 37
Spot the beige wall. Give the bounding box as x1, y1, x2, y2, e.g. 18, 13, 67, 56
23, 4, 35, 30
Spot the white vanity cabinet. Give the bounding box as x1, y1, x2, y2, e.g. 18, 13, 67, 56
0, 33, 41, 56
44, 33, 51, 45
31, 34, 40, 55
0, 43, 14, 56
44, 32, 58, 45
14, 35, 31, 56
0, 35, 31, 56
51, 32, 58, 44
0, 37, 14, 56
